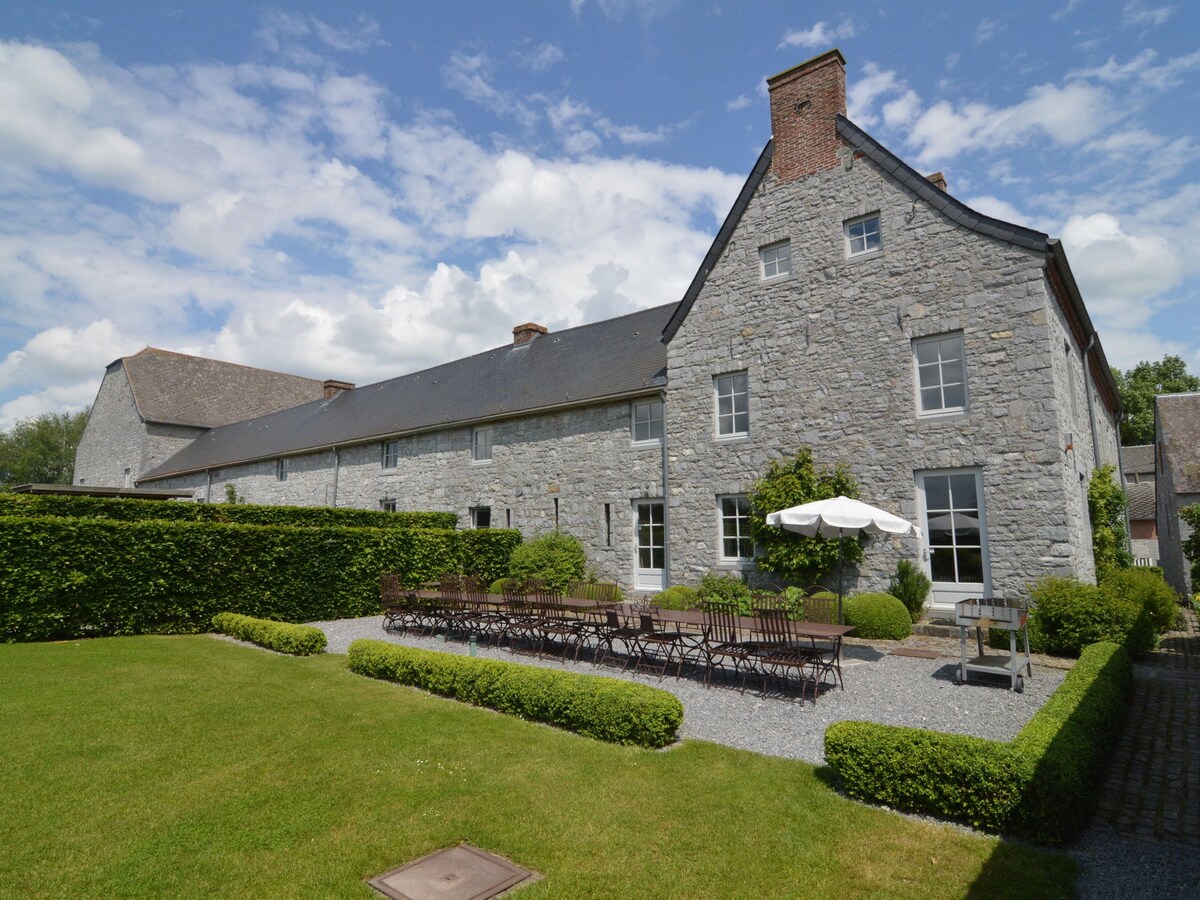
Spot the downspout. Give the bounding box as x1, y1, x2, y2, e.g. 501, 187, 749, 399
1082, 334, 1102, 469
331, 447, 340, 508
206, 469, 213, 503
659, 388, 670, 590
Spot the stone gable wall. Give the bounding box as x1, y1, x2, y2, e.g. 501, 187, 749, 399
73, 365, 145, 487
664, 142, 1092, 601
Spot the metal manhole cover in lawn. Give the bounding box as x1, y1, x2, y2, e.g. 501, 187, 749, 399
368, 844, 533, 900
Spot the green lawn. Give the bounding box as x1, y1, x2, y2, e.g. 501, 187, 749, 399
0, 637, 1075, 898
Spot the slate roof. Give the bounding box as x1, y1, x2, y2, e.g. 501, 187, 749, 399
1157, 393, 1200, 494
140, 304, 673, 481
1125, 481, 1156, 520
1122, 444, 1155, 478
122, 348, 329, 428
661, 116, 1122, 416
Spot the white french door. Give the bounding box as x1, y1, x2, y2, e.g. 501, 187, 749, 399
633, 500, 666, 592
916, 469, 991, 609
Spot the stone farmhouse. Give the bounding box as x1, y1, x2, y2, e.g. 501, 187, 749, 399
1155, 393, 1200, 597
74, 50, 1122, 609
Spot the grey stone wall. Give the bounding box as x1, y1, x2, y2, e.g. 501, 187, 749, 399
74, 365, 144, 487
148, 398, 666, 591
664, 144, 1103, 603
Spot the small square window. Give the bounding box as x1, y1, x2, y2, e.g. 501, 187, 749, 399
759, 240, 791, 279
845, 214, 882, 257
719, 495, 754, 561
471, 506, 491, 529
472, 426, 493, 462
382, 440, 399, 469
914, 333, 968, 415
714, 371, 750, 437
380, 499, 398, 513
276, 458, 288, 482
632, 399, 664, 444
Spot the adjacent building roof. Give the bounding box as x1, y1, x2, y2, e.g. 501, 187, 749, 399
1122, 444, 1155, 478
1125, 481, 1156, 520
9, 483, 194, 499
661, 116, 1122, 417
1157, 393, 1200, 494
121, 347, 330, 428
140, 303, 673, 481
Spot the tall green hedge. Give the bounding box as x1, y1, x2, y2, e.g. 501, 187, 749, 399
0, 515, 460, 641
0, 493, 457, 530
458, 529, 522, 584
824, 641, 1131, 844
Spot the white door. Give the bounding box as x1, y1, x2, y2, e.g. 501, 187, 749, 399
633, 500, 666, 592
916, 470, 990, 610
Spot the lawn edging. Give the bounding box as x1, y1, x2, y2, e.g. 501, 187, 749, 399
347, 638, 683, 748
212, 612, 327, 656
824, 640, 1131, 844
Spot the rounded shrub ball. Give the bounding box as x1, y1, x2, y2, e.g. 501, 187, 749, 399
652, 585, 700, 609
508, 532, 587, 593
843, 592, 912, 640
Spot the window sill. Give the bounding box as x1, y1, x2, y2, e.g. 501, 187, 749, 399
760, 272, 794, 285
916, 408, 969, 422
631, 439, 663, 450
716, 560, 755, 571
471, 459, 495, 467
714, 433, 750, 444
845, 248, 883, 265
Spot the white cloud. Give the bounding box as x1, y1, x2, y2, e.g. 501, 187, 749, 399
882, 89, 922, 129
964, 195, 1029, 226
847, 63, 904, 127
1071, 49, 1200, 90
778, 20, 857, 51
973, 18, 1005, 45
569, 0, 678, 22
517, 42, 565, 71
726, 94, 752, 112
1122, 1, 1173, 26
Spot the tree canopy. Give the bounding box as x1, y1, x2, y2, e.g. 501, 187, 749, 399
1113, 355, 1200, 446
746, 448, 863, 585
0, 410, 90, 489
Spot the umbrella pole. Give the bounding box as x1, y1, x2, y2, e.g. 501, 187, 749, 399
837, 527, 844, 625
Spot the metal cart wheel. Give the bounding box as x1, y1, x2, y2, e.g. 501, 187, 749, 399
1014, 675, 1024, 693
955, 669, 964, 686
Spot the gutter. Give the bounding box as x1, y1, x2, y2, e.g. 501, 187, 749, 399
659, 387, 670, 589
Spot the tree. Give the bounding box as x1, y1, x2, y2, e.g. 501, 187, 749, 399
0, 409, 90, 488
1088, 464, 1133, 581
746, 448, 863, 585
1113, 355, 1200, 446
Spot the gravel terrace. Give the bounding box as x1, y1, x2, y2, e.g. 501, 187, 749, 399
312, 614, 1065, 766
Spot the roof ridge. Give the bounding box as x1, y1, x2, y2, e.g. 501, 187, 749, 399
129, 346, 327, 384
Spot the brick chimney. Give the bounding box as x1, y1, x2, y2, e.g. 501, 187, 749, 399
926, 171, 948, 192
512, 323, 548, 345
323, 379, 354, 399
766, 48, 847, 183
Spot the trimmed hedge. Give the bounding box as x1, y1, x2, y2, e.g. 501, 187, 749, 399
1025, 576, 1157, 657
508, 531, 587, 593
348, 639, 683, 748
824, 641, 1132, 844
0, 492, 457, 530
843, 592, 912, 640
652, 585, 700, 610
0, 515, 460, 641
458, 529, 521, 585
213, 612, 326, 655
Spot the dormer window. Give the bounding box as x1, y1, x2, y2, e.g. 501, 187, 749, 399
759, 240, 791, 280
845, 213, 882, 257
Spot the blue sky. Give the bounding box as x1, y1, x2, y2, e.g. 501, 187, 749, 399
1, 1, 1197, 428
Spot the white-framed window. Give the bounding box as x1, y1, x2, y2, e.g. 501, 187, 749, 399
275, 459, 288, 482
845, 213, 882, 257
631, 399, 664, 444
759, 240, 791, 279
380, 499, 398, 513
472, 426, 493, 462
382, 440, 399, 469
718, 495, 753, 562
714, 371, 750, 437
470, 506, 491, 529
914, 333, 967, 415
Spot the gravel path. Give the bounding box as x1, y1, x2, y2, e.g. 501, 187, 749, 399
312, 615, 1064, 766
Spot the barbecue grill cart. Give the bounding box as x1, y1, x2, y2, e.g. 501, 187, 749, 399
954, 598, 1032, 692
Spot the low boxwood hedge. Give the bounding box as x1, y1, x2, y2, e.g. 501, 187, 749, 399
348, 638, 683, 748
824, 641, 1131, 844
213, 612, 326, 656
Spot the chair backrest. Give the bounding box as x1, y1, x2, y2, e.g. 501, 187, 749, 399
702, 599, 741, 645
803, 596, 837, 625
380, 573, 403, 604
502, 579, 526, 602
462, 575, 487, 604
438, 574, 464, 601
751, 590, 783, 610
525, 578, 559, 603
754, 605, 793, 646
568, 580, 620, 602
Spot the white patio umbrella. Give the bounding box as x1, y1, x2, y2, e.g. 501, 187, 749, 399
765, 496, 922, 624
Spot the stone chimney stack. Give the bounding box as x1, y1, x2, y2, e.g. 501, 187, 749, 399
323, 379, 354, 399
512, 323, 548, 345
926, 172, 948, 192
766, 48, 847, 183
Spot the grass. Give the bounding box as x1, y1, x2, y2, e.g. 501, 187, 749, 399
0, 636, 1075, 898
